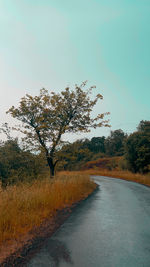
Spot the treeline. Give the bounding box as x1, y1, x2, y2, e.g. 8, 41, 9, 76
58, 120, 150, 173
57, 130, 126, 171
0, 120, 149, 187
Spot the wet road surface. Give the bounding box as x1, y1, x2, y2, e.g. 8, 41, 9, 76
27, 176, 150, 267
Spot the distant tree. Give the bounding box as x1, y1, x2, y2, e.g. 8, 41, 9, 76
137, 120, 150, 133
58, 139, 93, 171
125, 120, 150, 173
79, 138, 91, 150
7, 82, 109, 177
105, 129, 127, 156
90, 137, 105, 153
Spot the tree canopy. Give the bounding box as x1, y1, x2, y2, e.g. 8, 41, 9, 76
104, 129, 127, 156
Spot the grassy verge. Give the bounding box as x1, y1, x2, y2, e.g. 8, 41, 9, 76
0, 173, 96, 247
67, 169, 150, 187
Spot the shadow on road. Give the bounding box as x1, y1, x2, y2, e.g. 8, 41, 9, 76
44, 238, 73, 266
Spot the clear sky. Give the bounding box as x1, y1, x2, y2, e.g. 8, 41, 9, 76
0, 0, 150, 140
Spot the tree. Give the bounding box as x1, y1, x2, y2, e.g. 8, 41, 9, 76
90, 137, 106, 153
137, 120, 150, 133
125, 121, 150, 173
58, 139, 93, 171
7, 82, 109, 177
105, 129, 127, 156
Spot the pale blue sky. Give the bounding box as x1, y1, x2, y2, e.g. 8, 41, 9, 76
0, 0, 150, 140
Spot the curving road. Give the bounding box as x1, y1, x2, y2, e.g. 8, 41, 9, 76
27, 176, 150, 267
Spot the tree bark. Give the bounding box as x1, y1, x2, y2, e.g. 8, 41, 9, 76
50, 163, 55, 178
46, 156, 55, 178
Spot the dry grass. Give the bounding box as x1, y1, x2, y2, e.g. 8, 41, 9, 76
82, 157, 121, 170
75, 169, 150, 187
79, 156, 150, 186
0, 173, 96, 246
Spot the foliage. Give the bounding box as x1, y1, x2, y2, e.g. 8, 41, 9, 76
89, 137, 106, 153
104, 129, 127, 156
57, 139, 93, 171
125, 121, 150, 173
0, 139, 46, 187
57, 129, 127, 171
7, 82, 109, 177
57, 121, 149, 174
137, 120, 150, 133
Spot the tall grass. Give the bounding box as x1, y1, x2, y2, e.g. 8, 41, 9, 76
0, 173, 96, 246
79, 169, 150, 186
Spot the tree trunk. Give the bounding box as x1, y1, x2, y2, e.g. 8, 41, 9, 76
46, 156, 55, 178
50, 163, 55, 178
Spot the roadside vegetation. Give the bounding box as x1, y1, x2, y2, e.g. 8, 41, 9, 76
58, 120, 150, 186
0, 173, 96, 246
58, 120, 150, 176
80, 169, 150, 187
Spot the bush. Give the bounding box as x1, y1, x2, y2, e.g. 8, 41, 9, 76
125, 131, 150, 173
0, 139, 47, 187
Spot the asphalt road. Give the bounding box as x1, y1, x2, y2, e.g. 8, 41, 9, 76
27, 176, 150, 267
